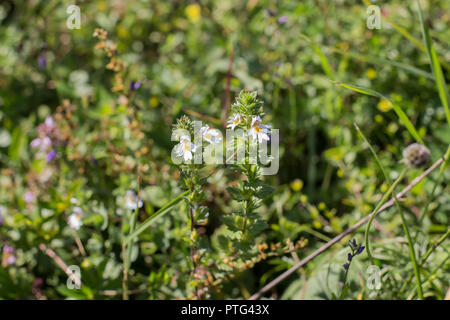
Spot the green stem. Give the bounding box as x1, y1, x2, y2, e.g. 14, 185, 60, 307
395, 184, 424, 299
289, 86, 296, 130
407, 253, 450, 299
122, 242, 129, 300
365, 168, 407, 263
400, 228, 449, 294
417, 146, 450, 226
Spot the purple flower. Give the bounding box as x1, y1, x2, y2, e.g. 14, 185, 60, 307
278, 16, 288, 24
129, 81, 142, 91
38, 55, 47, 69
2, 245, 16, 266
356, 246, 365, 255
3, 245, 14, 254
90, 155, 98, 166
343, 263, 349, 270
6, 255, 16, 265
266, 9, 276, 17
347, 253, 353, 261
46, 149, 57, 162
23, 191, 35, 203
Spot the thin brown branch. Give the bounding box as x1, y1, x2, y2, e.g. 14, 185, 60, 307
222, 44, 234, 129
249, 156, 445, 300
182, 108, 221, 125
39, 243, 81, 288
70, 228, 86, 257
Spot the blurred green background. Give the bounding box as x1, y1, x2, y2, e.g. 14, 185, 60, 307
0, 0, 448, 300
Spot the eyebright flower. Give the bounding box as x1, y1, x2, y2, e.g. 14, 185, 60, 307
249, 116, 271, 143
200, 125, 222, 144
226, 114, 242, 130
174, 135, 196, 162
68, 207, 84, 230
402, 143, 430, 168
125, 190, 143, 211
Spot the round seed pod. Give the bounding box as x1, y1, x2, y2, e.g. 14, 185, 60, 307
402, 143, 430, 168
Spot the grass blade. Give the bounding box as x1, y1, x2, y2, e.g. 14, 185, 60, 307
417, 0, 450, 127
355, 124, 424, 299
126, 190, 189, 244
300, 34, 334, 79
331, 48, 434, 81
335, 81, 424, 144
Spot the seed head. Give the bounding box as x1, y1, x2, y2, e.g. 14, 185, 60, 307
402, 143, 430, 168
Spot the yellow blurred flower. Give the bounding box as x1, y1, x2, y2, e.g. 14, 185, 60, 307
377, 99, 392, 112
300, 195, 308, 203
185, 4, 201, 23
97, 1, 107, 12
313, 220, 322, 229
117, 25, 129, 39
380, 183, 388, 193
149, 97, 159, 108
366, 68, 376, 80
290, 179, 303, 192
318, 202, 327, 210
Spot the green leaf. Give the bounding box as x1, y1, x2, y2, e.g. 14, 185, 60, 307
248, 219, 269, 234
8, 126, 27, 161
256, 184, 274, 199
226, 186, 246, 201
222, 215, 240, 232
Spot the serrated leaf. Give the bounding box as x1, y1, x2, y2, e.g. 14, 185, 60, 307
256, 184, 274, 199
226, 186, 246, 201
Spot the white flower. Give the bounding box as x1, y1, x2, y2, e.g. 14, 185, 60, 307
125, 190, 143, 210
249, 116, 271, 143
174, 135, 196, 162
68, 207, 84, 230
200, 125, 222, 144
226, 114, 242, 130
30, 136, 52, 151
45, 116, 55, 131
